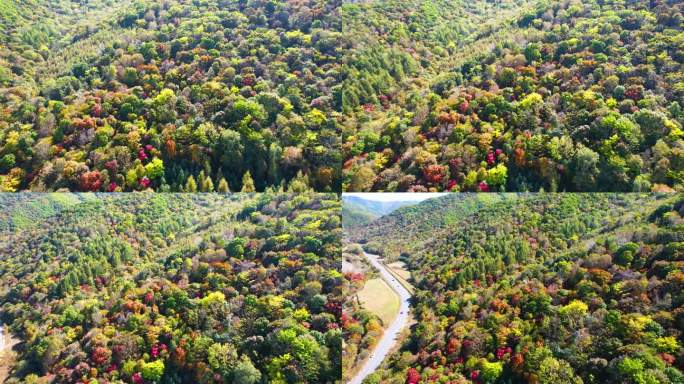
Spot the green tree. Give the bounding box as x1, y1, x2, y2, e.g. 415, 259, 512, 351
524, 43, 542, 63
218, 177, 230, 192
614, 242, 639, 267
571, 145, 600, 190
208, 343, 238, 375
538, 357, 582, 384
145, 158, 165, 180
241, 171, 256, 192
141, 360, 165, 382
233, 355, 262, 384
185, 175, 198, 192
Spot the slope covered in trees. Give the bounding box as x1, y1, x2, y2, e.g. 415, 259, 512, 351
343, 0, 684, 192
0, 193, 342, 383
354, 193, 684, 383
349, 193, 507, 260
0, 0, 131, 87
342, 200, 378, 229
0, 0, 345, 192
341, 195, 417, 228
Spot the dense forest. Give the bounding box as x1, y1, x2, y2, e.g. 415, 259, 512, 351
342, 0, 684, 192
0, 0, 344, 192
0, 193, 342, 383
3, 0, 683, 192
352, 193, 684, 383
349, 194, 507, 259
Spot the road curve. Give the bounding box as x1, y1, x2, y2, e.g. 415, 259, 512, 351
349, 252, 412, 384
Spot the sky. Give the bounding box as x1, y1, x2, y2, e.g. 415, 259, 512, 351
343, 192, 447, 202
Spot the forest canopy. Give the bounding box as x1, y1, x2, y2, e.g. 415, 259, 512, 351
0, 193, 342, 383
342, 0, 684, 192
2, 0, 683, 192
0, 0, 345, 192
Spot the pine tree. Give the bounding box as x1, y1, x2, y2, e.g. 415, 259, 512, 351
185, 175, 198, 192
198, 170, 207, 190
217, 178, 230, 192
267, 143, 281, 185
202, 176, 214, 192
241, 171, 256, 192
287, 171, 310, 192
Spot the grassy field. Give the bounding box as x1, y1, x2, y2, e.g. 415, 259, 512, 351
357, 278, 400, 327
387, 261, 410, 281
384, 260, 414, 295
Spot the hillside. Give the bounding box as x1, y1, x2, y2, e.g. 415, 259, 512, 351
0, 0, 136, 91
354, 193, 684, 383
342, 201, 378, 228
0, 0, 345, 192
350, 193, 507, 259
0, 193, 343, 383
342, 0, 684, 192
341, 195, 417, 228
0, 193, 83, 231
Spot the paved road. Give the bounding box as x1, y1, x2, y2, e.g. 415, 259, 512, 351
349, 252, 412, 384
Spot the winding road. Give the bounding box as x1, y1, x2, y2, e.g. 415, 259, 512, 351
349, 252, 412, 384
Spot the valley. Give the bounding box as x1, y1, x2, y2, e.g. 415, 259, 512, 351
343, 192, 684, 383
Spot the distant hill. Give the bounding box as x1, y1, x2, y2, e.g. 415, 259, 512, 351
342, 195, 418, 228
0, 193, 83, 231
350, 193, 507, 258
